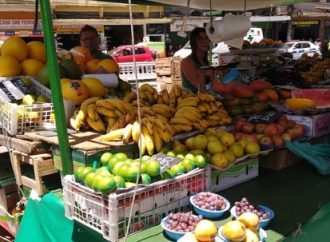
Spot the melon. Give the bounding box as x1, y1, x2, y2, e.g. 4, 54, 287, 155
81, 77, 106, 97
37, 64, 66, 87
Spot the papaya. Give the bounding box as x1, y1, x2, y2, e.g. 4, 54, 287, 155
285, 98, 316, 110
229, 83, 255, 98
249, 79, 272, 92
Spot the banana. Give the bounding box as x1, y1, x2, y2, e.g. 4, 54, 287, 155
156, 94, 164, 104
123, 92, 137, 103
142, 126, 154, 155
125, 110, 137, 124
100, 128, 125, 142
140, 83, 156, 95
107, 99, 134, 113
172, 124, 192, 133
70, 117, 80, 131
209, 102, 218, 113
171, 84, 182, 97
197, 102, 207, 113
160, 89, 170, 105
144, 91, 156, 105
175, 109, 201, 122
76, 97, 100, 122
132, 121, 141, 142
86, 117, 106, 132
153, 129, 163, 152
169, 90, 177, 108
170, 116, 192, 126
96, 106, 118, 118
142, 118, 153, 136
138, 133, 147, 154
200, 119, 210, 128
96, 99, 116, 111
215, 100, 223, 107
193, 122, 204, 130
140, 107, 154, 117
111, 116, 127, 131
113, 108, 125, 117
175, 106, 200, 118
106, 117, 117, 132
123, 124, 133, 144
87, 103, 98, 121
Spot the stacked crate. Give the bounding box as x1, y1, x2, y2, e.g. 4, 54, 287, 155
156, 57, 182, 91
171, 57, 183, 85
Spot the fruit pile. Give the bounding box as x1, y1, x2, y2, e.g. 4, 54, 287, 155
193, 192, 227, 211
171, 128, 261, 170
165, 212, 202, 232
234, 197, 269, 219
233, 115, 305, 148
214, 80, 279, 116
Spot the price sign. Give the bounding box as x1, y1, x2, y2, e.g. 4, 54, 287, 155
247, 111, 281, 124
151, 153, 183, 173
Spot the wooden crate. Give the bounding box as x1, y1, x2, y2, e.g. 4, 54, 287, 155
259, 149, 300, 170
156, 57, 172, 76
172, 57, 182, 77
156, 75, 172, 84
11, 151, 57, 195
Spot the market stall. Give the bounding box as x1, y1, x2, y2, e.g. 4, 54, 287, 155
1, 0, 330, 242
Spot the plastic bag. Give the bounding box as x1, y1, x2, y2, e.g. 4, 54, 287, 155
286, 141, 330, 175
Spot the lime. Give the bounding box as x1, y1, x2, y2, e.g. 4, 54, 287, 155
74, 166, 84, 182
166, 150, 176, 157
185, 153, 195, 161
190, 149, 205, 155
141, 155, 151, 162
181, 159, 196, 172
84, 172, 96, 188
108, 156, 120, 171
114, 175, 125, 188
79, 167, 94, 181
100, 152, 113, 166
176, 154, 185, 159
111, 161, 125, 175
124, 158, 133, 164
126, 165, 139, 182
162, 169, 176, 179
140, 162, 147, 173
151, 174, 163, 183
92, 174, 104, 191
145, 160, 161, 177
117, 164, 130, 180
114, 152, 128, 161
194, 154, 207, 168
140, 173, 152, 185
97, 176, 116, 194
130, 161, 140, 168
97, 169, 112, 177
170, 164, 185, 176
160, 147, 169, 154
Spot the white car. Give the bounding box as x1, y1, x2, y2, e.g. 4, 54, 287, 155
174, 41, 233, 66
279, 41, 321, 59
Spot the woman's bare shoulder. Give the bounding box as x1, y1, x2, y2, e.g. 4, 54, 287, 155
181, 56, 193, 66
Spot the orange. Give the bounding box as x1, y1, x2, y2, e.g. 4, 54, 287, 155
27, 41, 46, 63
86, 59, 100, 74
0, 56, 21, 77
81, 77, 106, 97
21, 58, 44, 76
1, 37, 28, 61
71, 46, 93, 64
96, 59, 120, 73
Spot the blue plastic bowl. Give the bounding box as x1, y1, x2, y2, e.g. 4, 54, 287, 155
161, 216, 197, 241
218, 226, 267, 242
190, 193, 230, 219
230, 204, 275, 228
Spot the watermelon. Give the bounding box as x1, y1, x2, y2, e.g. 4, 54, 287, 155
292, 89, 330, 108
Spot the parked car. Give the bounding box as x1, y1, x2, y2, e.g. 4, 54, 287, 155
111, 45, 155, 62
278, 41, 321, 59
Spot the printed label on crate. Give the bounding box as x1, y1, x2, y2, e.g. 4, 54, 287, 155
247, 111, 281, 124
0, 78, 30, 102
151, 153, 183, 173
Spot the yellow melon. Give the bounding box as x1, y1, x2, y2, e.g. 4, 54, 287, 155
86, 59, 100, 74
96, 59, 119, 73
62, 80, 90, 102
26, 41, 46, 63
0, 56, 22, 77
81, 77, 106, 97
21, 58, 44, 76
285, 98, 316, 110
194, 220, 217, 242
1, 37, 28, 62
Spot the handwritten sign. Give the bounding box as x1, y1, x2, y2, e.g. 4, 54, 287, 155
151, 153, 183, 173
247, 111, 281, 124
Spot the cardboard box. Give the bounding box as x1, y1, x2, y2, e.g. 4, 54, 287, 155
0, 184, 19, 212
210, 158, 259, 192
287, 112, 330, 137
52, 144, 139, 172
259, 149, 300, 170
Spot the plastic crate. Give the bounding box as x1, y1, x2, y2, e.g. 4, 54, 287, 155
62, 168, 208, 241
28, 77, 81, 123
0, 77, 54, 135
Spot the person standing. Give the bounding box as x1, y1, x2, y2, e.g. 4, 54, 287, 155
180, 27, 212, 94
79, 25, 111, 60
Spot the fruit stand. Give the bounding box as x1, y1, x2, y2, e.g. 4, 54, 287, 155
1, 0, 330, 242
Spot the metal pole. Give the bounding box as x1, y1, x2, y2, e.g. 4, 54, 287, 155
40, 0, 73, 175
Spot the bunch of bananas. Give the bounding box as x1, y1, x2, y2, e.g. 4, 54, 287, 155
100, 116, 174, 155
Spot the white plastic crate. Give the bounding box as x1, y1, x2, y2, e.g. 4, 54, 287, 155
0, 77, 54, 135
28, 77, 81, 123
118, 62, 156, 81
62, 168, 208, 241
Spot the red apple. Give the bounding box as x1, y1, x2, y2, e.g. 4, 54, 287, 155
264, 123, 278, 137
273, 135, 284, 148
235, 117, 247, 131
234, 132, 244, 141
287, 120, 296, 128
255, 123, 266, 134
278, 120, 288, 130
278, 115, 288, 123
245, 134, 259, 143
275, 123, 285, 135
260, 136, 273, 146
242, 122, 255, 134
287, 128, 298, 140
292, 124, 305, 138
282, 133, 292, 142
